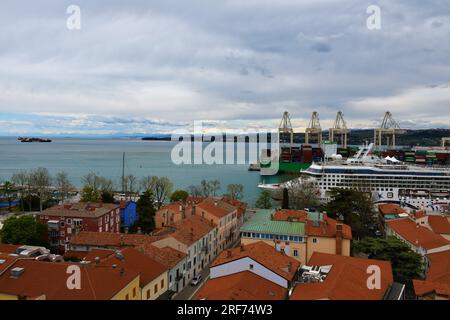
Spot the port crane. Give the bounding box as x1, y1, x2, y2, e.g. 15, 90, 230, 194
279, 111, 294, 144
329, 111, 350, 148
305, 111, 323, 145
374, 111, 406, 149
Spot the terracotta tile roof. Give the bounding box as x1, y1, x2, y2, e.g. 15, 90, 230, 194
135, 242, 186, 269
64, 249, 116, 261
0, 253, 20, 273
99, 247, 167, 287
186, 196, 206, 205
306, 216, 352, 240
193, 271, 288, 300
272, 209, 308, 222
426, 251, 450, 283
290, 253, 394, 300
428, 215, 450, 235
0, 259, 139, 300
70, 231, 162, 247
155, 215, 215, 246
0, 244, 20, 254
37, 202, 119, 218
386, 218, 450, 250
378, 204, 406, 216
221, 197, 248, 218
211, 241, 300, 281
196, 198, 236, 218
413, 279, 450, 298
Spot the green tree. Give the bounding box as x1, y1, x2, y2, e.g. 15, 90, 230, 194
81, 186, 101, 202
134, 190, 156, 233
323, 188, 374, 239
352, 236, 424, 283
140, 176, 173, 209
170, 190, 189, 202
0, 181, 16, 212
255, 191, 273, 209
101, 191, 115, 203
0, 215, 49, 247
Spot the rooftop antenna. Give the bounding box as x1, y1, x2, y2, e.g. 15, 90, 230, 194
305, 111, 322, 146
374, 111, 406, 150
329, 111, 350, 148
279, 111, 294, 144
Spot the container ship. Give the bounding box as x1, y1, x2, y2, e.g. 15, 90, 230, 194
259, 143, 450, 211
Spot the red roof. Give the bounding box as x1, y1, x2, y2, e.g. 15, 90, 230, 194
290, 253, 394, 300
196, 198, 236, 218
211, 241, 300, 281
386, 218, 450, 250
193, 271, 288, 300
0, 259, 139, 300
428, 215, 450, 235
306, 216, 352, 240
413, 251, 450, 299
272, 209, 308, 222
70, 231, 162, 247
0, 244, 20, 254
378, 204, 406, 216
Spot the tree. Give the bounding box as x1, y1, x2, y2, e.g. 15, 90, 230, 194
81, 186, 101, 202
277, 177, 320, 210
29, 168, 52, 212
0, 215, 49, 247
170, 190, 189, 202
352, 236, 424, 284
323, 188, 375, 239
101, 191, 115, 203
281, 188, 289, 209
255, 191, 273, 209
12, 170, 30, 211
55, 171, 73, 203
225, 184, 244, 200
140, 176, 173, 209
200, 179, 213, 197
188, 185, 203, 197
210, 180, 221, 196
0, 181, 16, 212
124, 174, 138, 199
134, 190, 156, 233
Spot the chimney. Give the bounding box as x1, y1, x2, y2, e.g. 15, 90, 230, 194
227, 250, 232, 258
240, 244, 245, 252
192, 205, 196, 216
120, 199, 126, 209
335, 223, 343, 255
287, 261, 292, 273
94, 256, 100, 265
137, 227, 142, 234
120, 267, 125, 277
214, 201, 218, 206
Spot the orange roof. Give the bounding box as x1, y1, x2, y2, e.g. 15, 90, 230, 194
0, 243, 20, 254
211, 241, 300, 281
196, 198, 236, 218
155, 215, 215, 246
0, 259, 139, 300
221, 197, 248, 218
135, 242, 186, 269
413, 279, 450, 298
64, 249, 116, 261
193, 271, 287, 300
378, 204, 406, 215
428, 215, 450, 235
0, 253, 19, 273
70, 231, 162, 247
290, 253, 394, 300
413, 251, 450, 298
386, 218, 450, 250
99, 247, 167, 287
272, 209, 308, 222
306, 217, 352, 240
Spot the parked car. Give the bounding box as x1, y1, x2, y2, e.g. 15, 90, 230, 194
190, 275, 203, 286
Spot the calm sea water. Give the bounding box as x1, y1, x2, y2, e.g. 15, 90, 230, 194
0, 137, 288, 205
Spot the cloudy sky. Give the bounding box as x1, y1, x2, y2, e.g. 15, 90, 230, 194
0, 0, 449, 135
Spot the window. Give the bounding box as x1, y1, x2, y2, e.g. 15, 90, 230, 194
312, 238, 318, 244
161, 279, 164, 288
249, 264, 254, 270
147, 289, 151, 299
154, 284, 158, 294
293, 249, 299, 257
133, 287, 136, 297
125, 294, 129, 300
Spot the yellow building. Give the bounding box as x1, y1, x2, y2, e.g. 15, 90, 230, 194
240, 209, 352, 265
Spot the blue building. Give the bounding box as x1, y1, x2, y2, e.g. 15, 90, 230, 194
118, 200, 138, 229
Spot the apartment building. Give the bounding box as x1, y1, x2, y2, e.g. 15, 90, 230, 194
240, 209, 352, 265
36, 202, 121, 252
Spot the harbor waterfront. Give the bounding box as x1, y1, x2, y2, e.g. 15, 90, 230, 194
0, 137, 289, 205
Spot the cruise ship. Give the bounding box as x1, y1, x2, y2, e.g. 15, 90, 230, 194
259, 144, 450, 211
